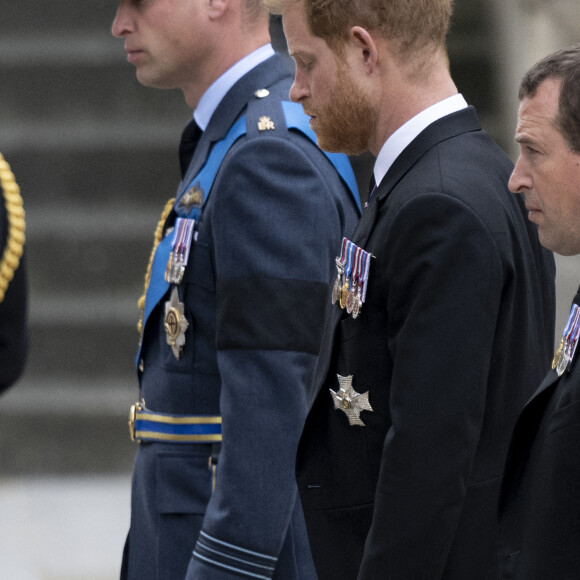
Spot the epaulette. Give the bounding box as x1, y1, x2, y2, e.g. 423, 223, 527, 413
245, 92, 361, 210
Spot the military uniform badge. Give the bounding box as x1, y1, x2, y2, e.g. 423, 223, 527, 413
178, 183, 204, 213
165, 217, 195, 285
332, 238, 371, 319
164, 287, 189, 359
552, 303, 580, 376
330, 374, 373, 427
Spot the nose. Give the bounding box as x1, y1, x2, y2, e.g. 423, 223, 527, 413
508, 155, 532, 194
289, 71, 308, 104
112, 1, 133, 38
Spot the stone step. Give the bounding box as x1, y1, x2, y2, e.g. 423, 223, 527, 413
5, 145, 181, 206
0, 380, 136, 475
1, 1, 120, 35
25, 207, 160, 295
26, 294, 140, 380
0, 58, 189, 127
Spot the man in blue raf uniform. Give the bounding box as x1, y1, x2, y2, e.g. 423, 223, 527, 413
499, 45, 580, 580
0, 153, 27, 395
112, 0, 360, 578
264, 0, 556, 578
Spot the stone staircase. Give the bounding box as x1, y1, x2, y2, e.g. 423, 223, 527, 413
0, 0, 503, 475
0, 0, 190, 474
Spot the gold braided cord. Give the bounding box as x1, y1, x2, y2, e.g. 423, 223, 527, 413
0, 154, 25, 304
137, 197, 175, 333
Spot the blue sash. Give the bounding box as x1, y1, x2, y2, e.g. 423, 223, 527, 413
137, 101, 360, 365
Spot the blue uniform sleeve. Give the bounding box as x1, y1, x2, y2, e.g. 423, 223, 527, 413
186, 134, 357, 579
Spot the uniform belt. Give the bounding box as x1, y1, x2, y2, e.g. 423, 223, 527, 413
129, 403, 222, 444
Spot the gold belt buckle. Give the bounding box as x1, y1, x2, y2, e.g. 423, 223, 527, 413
128, 402, 143, 443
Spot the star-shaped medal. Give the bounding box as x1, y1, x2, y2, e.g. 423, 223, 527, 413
330, 374, 373, 427
164, 287, 189, 359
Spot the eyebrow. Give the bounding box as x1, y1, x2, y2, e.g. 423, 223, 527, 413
288, 48, 311, 60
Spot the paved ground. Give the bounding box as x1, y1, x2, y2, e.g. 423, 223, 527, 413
0, 475, 131, 580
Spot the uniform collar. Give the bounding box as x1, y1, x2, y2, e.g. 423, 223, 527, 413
193, 44, 275, 131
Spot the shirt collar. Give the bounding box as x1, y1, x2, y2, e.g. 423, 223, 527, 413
193, 44, 275, 131
373, 93, 468, 187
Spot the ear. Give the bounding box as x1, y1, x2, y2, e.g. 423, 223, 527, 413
349, 26, 378, 74
207, 0, 229, 20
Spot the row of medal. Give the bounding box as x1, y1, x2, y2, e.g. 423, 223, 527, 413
164, 217, 196, 360
552, 303, 580, 376
165, 217, 196, 285
331, 238, 372, 319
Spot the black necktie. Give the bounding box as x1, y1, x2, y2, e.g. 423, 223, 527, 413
179, 120, 202, 178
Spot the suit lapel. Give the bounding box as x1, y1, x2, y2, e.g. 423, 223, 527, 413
322, 107, 483, 382
503, 285, 580, 498
375, 106, 481, 204
351, 107, 481, 249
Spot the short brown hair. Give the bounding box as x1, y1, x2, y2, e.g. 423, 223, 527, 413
309, 0, 451, 56
261, 0, 291, 14
519, 44, 580, 153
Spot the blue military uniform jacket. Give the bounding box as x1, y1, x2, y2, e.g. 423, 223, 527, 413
122, 53, 360, 579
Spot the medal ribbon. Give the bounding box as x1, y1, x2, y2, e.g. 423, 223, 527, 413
565, 304, 580, 367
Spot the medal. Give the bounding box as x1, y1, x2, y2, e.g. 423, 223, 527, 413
332, 239, 348, 305
331, 238, 373, 319
553, 304, 580, 376
164, 287, 189, 359
165, 217, 195, 284
341, 242, 355, 310
346, 248, 362, 315
329, 374, 373, 427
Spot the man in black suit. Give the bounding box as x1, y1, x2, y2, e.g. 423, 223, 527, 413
0, 153, 27, 394
499, 45, 580, 580
261, 0, 556, 578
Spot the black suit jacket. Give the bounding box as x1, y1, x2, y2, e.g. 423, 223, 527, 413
0, 172, 27, 394
499, 290, 580, 579
296, 107, 556, 580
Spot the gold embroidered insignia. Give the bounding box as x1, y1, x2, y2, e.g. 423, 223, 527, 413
179, 183, 204, 213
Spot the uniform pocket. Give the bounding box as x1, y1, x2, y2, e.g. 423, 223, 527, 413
157, 452, 212, 514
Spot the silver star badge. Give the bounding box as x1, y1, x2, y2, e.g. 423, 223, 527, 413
164, 287, 189, 359
330, 374, 373, 427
